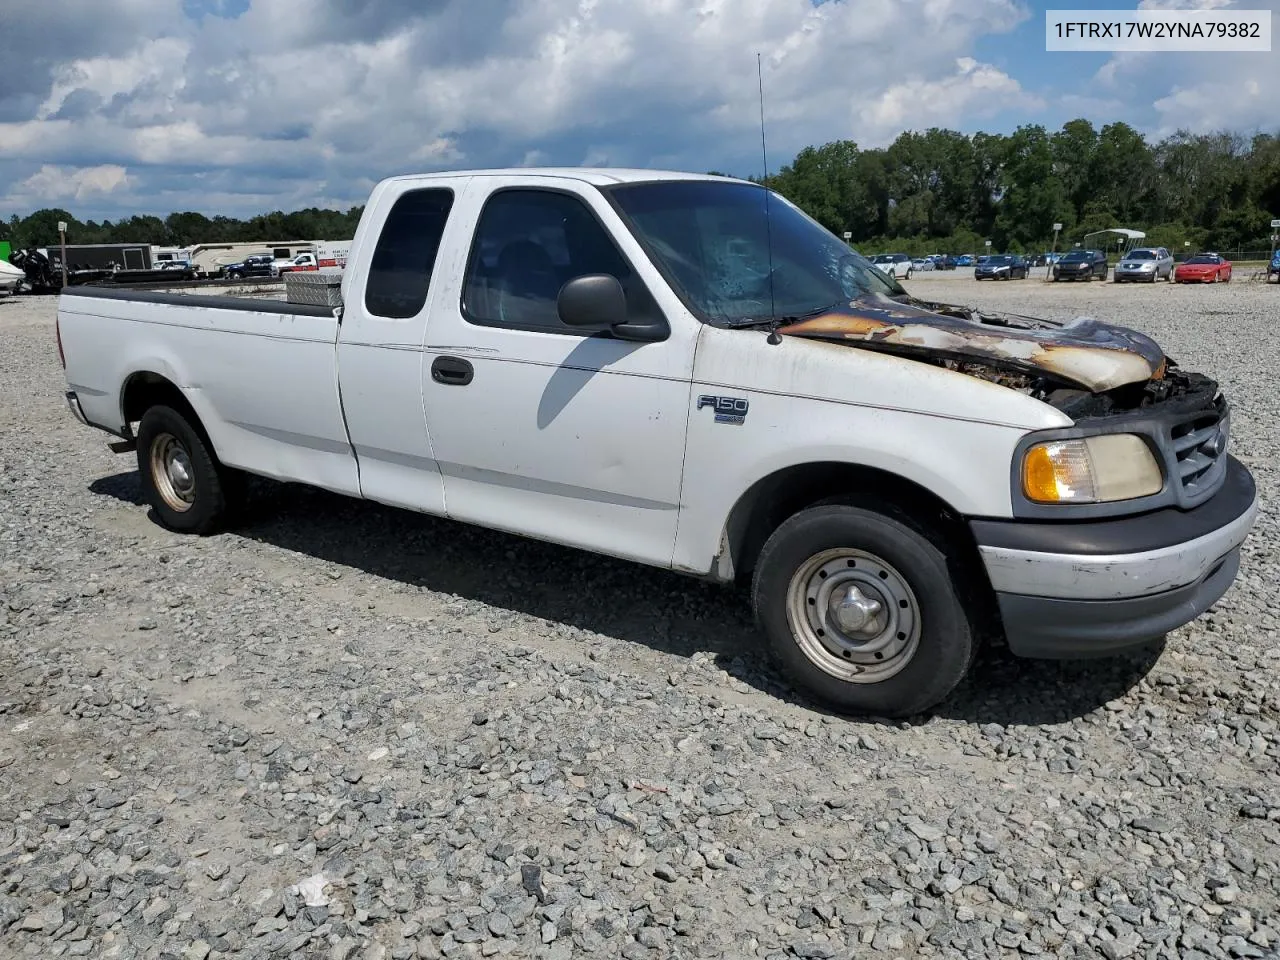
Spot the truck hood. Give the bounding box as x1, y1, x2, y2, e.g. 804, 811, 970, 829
775, 293, 1165, 393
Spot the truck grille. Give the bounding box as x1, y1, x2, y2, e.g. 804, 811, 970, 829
1166, 394, 1228, 504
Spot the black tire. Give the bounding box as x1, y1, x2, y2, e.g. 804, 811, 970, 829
751, 503, 974, 717
135, 405, 239, 535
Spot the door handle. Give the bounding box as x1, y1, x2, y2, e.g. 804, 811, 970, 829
431, 355, 474, 386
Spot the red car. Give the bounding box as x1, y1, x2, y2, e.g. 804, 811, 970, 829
1173, 253, 1232, 283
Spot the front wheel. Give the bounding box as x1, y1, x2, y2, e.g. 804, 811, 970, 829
136, 405, 240, 535
751, 504, 974, 717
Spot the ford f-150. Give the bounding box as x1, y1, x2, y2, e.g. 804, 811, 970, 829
57, 169, 1258, 716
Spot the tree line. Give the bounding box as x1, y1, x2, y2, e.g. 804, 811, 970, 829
3, 119, 1278, 256
753, 120, 1280, 256
1, 206, 365, 250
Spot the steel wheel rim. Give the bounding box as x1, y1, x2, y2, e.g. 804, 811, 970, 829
150, 432, 195, 512
785, 548, 922, 684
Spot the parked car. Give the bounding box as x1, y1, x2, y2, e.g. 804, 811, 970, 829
955, 255, 975, 267
870, 253, 913, 280
1052, 249, 1108, 281
933, 255, 957, 270
221, 254, 278, 280
55, 167, 1257, 718
975, 255, 1029, 280
912, 258, 935, 272
1115, 247, 1174, 283
1173, 253, 1232, 284
1268, 250, 1280, 282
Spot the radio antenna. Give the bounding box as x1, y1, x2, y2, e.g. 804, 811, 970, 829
758, 52, 779, 341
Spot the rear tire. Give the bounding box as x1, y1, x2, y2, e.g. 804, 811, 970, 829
136, 405, 239, 535
751, 503, 974, 717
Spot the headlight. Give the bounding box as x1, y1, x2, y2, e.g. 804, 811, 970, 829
1022, 434, 1163, 504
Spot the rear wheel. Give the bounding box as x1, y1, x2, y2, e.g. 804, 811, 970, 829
751, 503, 974, 717
136, 405, 241, 535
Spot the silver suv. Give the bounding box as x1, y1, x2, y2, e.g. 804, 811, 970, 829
1115, 247, 1174, 283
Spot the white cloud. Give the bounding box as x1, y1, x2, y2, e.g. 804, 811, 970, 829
37, 38, 191, 122
2, 0, 1040, 217
14, 164, 133, 204
1089, 0, 1280, 137
858, 57, 1043, 145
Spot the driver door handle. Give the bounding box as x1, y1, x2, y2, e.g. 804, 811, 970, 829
431, 355, 474, 386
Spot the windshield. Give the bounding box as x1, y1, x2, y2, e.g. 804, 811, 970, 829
604, 180, 903, 322
1185, 256, 1218, 264
1125, 250, 1157, 260
1061, 251, 1091, 261
986, 256, 1013, 264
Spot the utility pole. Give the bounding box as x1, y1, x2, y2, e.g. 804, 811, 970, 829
58, 220, 68, 289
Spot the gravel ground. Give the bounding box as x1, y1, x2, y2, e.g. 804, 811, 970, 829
1, 281, 1278, 960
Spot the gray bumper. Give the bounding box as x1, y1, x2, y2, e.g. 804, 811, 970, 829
992, 548, 1240, 658
973, 457, 1257, 658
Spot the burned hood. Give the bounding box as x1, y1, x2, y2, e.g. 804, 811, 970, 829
776, 294, 1166, 393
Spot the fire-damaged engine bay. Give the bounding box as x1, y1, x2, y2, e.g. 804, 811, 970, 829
773, 291, 1223, 422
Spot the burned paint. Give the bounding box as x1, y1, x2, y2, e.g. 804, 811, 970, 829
776, 295, 1166, 393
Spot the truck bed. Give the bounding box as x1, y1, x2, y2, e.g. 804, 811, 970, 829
58, 284, 360, 497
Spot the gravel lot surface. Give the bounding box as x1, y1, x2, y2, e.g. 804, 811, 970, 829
2, 280, 1278, 960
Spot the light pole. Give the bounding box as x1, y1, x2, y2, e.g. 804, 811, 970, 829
1046, 222, 1061, 282
58, 220, 67, 289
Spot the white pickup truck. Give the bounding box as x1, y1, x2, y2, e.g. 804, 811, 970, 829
57, 168, 1258, 716
275, 252, 318, 274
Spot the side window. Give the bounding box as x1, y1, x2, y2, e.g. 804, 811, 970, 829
364, 188, 455, 320
461, 189, 661, 333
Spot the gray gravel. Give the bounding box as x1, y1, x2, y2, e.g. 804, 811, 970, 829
2, 280, 1279, 959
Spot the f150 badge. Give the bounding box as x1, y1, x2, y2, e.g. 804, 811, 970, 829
697, 395, 749, 425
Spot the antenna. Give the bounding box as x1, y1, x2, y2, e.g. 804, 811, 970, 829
758, 52, 779, 342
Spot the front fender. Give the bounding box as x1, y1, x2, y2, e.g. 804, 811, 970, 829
671, 402, 1031, 575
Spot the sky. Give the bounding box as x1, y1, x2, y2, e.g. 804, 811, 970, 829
0, 0, 1276, 220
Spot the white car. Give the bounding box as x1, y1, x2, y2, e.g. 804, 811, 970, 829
870, 253, 913, 280
0, 259, 23, 294
55, 167, 1257, 718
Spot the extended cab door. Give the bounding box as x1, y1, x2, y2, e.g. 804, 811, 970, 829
418, 176, 697, 568
335, 179, 470, 514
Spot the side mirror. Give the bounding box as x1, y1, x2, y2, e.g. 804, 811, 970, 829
557, 274, 627, 328
557, 274, 668, 342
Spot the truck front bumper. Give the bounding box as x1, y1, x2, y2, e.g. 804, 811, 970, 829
971, 456, 1257, 658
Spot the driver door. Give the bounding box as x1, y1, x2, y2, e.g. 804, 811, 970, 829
418, 176, 698, 568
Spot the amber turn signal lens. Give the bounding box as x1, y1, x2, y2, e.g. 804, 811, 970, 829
1022, 440, 1093, 503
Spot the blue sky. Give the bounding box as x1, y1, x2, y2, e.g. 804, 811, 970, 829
1, 0, 1276, 220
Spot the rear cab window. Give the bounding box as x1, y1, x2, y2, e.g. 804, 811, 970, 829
364, 188, 456, 319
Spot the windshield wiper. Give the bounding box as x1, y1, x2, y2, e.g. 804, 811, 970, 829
719, 299, 852, 330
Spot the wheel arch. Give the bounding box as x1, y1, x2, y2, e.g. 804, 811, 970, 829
120, 370, 216, 451
714, 461, 1002, 638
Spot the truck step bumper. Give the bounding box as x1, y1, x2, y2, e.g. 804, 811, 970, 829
971, 456, 1257, 658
